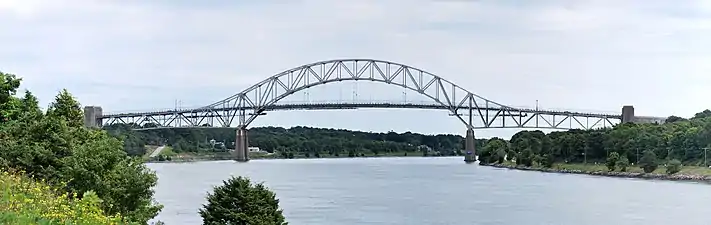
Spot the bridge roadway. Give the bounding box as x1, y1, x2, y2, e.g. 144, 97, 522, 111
102, 102, 621, 119
97, 101, 638, 132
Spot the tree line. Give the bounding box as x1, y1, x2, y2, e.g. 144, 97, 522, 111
104, 124, 488, 157
479, 110, 711, 170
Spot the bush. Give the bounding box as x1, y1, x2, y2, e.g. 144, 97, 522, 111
199, 176, 287, 225
0, 170, 131, 225
617, 156, 630, 172
540, 154, 554, 168
606, 152, 620, 171
639, 150, 658, 173
494, 148, 506, 164
666, 159, 682, 174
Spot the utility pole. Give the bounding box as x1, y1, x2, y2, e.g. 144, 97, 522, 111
703, 147, 710, 167
636, 147, 639, 163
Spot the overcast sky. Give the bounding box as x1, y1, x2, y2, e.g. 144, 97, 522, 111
1, 0, 710, 138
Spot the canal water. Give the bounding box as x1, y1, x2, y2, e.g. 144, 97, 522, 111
148, 157, 710, 225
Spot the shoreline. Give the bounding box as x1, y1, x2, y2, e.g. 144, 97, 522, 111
144, 153, 442, 163
482, 163, 711, 184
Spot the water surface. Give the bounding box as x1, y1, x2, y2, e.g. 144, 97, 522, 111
148, 157, 710, 225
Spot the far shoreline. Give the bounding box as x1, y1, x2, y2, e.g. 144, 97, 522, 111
144, 152, 445, 163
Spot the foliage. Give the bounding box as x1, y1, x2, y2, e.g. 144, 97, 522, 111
0, 72, 162, 224
541, 154, 554, 168
0, 170, 133, 225
617, 156, 630, 172
478, 138, 507, 164
666, 159, 682, 174
517, 149, 534, 167
639, 150, 659, 173
606, 152, 620, 171
479, 110, 711, 171
506, 149, 516, 161
103, 124, 488, 158
199, 176, 287, 225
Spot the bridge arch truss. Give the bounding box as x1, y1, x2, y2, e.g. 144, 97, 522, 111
100, 59, 621, 130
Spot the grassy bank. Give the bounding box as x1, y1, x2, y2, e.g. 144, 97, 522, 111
484, 161, 711, 183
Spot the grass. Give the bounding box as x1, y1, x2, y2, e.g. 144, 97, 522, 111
157, 146, 177, 157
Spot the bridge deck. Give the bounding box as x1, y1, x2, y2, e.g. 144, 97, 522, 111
101, 103, 622, 119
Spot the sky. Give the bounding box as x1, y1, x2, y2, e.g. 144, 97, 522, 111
1, 0, 710, 138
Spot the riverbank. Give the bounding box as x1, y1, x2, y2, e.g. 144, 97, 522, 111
482, 162, 711, 184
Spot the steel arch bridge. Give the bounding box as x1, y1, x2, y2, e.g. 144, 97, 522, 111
96, 59, 627, 131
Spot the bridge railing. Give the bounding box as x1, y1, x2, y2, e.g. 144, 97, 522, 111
101, 101, 622, 119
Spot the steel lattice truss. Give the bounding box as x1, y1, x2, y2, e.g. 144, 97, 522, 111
100, 59, 622, 130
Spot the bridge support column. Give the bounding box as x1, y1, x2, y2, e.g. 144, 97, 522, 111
83, 106, 103, 128
621, 105, 635, 123
233, 127, 249, 162
464, 128, 477, 163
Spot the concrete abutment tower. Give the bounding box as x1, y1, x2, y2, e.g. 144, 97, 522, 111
83, 106, 103, 128
232, 127, 250, 162
621, 105, 635, 124
464, 128, 477, 163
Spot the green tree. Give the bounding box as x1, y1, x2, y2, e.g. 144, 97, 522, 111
665, 116, 686, 123
19, 90, 42, 119
0, 72, 22, 122
46, 89, 83, 128
639, 150, 658, 173
519, 149, 534, 167
506, 149, 516, 161
0, 81, 162, 224
606, 152, 620, 171
666, 159, 682, 174
541, 154, 554, 168
199, 176, 287, 225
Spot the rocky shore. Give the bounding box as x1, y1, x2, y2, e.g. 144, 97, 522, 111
484, 163, 711, 184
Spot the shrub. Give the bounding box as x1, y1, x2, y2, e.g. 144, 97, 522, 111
0, 170, 131, 225
639, 150, 658, 173
200, 176, 287, 225
617, 156, 630, 172
606, 152, 620, 171
541, 154, 555, 168
666, 159, 682, 174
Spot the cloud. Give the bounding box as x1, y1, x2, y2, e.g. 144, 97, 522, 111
1, 0, 709, 136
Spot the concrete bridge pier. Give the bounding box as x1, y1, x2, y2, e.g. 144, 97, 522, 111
464, 128, 477, 163
83, 106, 103, 128
233, 127, 249, 162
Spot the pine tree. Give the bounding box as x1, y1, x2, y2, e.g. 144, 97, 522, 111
200, 176, 287, 225
20, 90, 42, 118
47, 89, 83, 127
